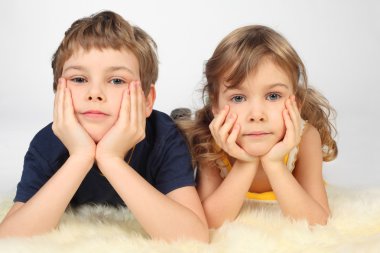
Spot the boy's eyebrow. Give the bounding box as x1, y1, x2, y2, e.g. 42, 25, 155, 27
62, 66, 137, 75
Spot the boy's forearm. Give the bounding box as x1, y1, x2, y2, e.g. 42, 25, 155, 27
97, 157, 209, 242
0, 155, 94, 237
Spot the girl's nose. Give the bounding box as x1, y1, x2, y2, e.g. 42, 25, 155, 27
248, 101, 266, 122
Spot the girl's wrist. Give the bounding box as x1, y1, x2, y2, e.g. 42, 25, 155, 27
261, 159, 286, 173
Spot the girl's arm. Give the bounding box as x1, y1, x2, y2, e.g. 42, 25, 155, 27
261, 97, 329, 225
199, 104, 259, 228
197, 160, 258, 228
263, 128, 329, 225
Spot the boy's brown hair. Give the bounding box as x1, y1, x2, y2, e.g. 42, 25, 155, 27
51, 10, 158, 94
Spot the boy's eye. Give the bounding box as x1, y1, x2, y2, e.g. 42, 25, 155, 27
110, 78, 125, 85
71, 77, 87, 83
231, 95, 246, 103
266, 93, 281, 101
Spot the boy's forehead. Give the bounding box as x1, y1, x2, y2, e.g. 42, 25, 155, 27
62, 46, 140, 77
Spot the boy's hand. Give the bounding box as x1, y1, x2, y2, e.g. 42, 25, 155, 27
96, 81, 146, 162
261, 96, 302, 168
52, 78, 96, 159
210, 105, 258, 163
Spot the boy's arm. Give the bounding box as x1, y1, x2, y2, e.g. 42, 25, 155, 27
95, 82, 208, 241
97, 158, 209, 242
0, 80, 95, 237
0, 155, 93, 237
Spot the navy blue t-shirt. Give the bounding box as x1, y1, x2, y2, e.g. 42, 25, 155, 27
14, 110, 195, 207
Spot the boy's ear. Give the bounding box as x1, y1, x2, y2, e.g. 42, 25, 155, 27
145, 84, 156, 117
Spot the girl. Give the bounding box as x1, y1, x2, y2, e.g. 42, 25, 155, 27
180, 25, 337, 228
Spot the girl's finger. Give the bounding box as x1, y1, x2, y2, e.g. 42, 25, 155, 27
210, 105, 229, 133
218, 112, 237, 144
283, 109, 296, 146
226, 122, 240, 147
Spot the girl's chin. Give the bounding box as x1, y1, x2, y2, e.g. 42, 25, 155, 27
239, 145, 272, 157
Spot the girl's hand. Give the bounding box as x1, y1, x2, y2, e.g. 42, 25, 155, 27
209, 105, 258, 163
96, 81, 146, 162
52, 78, 96, 159
261, 96, 302, 167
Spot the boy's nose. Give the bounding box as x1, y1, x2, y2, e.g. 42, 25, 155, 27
87, 83, 106, 102
88, 95, 104, 101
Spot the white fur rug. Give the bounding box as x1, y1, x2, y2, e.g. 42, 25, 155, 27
1, 185, 380, 253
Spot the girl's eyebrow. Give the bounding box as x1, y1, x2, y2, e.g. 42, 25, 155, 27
267, 83, 290, 89
222, 83, 290, 93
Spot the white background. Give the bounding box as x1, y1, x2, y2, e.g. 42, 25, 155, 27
0, 0, 379, 198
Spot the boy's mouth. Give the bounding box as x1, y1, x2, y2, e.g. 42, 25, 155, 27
81, 110, 109, 118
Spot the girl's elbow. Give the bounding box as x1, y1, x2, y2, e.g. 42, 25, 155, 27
309, 210, 330, 226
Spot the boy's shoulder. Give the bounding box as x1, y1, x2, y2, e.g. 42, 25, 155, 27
29, 123, 67, 162
146, 109, 182, 143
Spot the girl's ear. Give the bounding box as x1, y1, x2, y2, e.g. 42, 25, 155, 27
211, 106, 219, 116
145, 84, 156, 117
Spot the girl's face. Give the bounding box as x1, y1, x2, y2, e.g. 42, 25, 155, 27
61, 47, 141, 142
214, 59, 294, 157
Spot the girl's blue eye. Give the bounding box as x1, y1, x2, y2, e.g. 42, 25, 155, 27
71, 77, 86, 83
266, 93, 281, 101
231, 95, 246, 103
110, 78, 125, 85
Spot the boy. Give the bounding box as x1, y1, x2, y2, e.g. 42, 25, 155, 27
0, 11, 208, 242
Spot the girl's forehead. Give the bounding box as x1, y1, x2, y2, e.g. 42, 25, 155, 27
220, 61, 294, 92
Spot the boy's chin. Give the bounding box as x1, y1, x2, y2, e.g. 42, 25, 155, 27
88, 132, 105, 143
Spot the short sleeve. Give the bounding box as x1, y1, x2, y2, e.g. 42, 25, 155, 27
151, 128, 195, 195
14, 146, 54, 203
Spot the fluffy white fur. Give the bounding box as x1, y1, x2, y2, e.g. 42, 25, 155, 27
1, 185, 380, 253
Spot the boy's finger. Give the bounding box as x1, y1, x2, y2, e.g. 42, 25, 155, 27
137, 81, 145, 127
129, 81, 138, 125
119, 88, 130, 123
64, 87, 75, 120
56, 78, 65, 122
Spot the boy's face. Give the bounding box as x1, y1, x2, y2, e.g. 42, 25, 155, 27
215, 59, 294, 157
61, 47, 146, 142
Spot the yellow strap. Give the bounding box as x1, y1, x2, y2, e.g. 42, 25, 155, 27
221, 155, 288, 201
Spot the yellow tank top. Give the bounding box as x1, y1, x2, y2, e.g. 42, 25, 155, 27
220, 154, 290, 201
218, 119, 307, 202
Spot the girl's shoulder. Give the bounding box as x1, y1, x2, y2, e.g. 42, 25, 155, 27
300, 122, 322, 146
